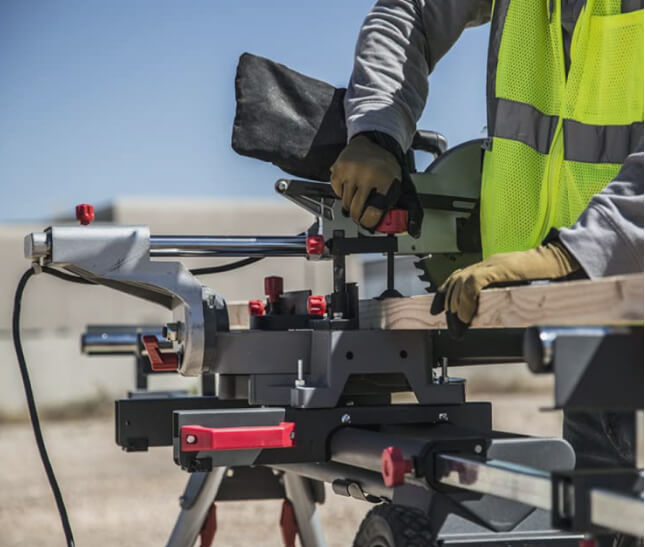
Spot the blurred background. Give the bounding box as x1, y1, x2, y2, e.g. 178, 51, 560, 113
0, 2, 557, 546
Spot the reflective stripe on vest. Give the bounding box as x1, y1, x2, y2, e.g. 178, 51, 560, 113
491, 99, 643, 162
563, 120, 644, 163
493, 98, 558, 154
480, 0, 644, 257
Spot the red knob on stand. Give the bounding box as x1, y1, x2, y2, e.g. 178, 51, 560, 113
381, 446, 413, 487
307, 295, 327, 317
248, 300, 266, 316
306, 235, 325, 256
264, 276, 284, 304
75, 204, 95, 225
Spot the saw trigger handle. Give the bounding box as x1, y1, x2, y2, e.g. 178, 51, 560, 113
376, 209, 408, 235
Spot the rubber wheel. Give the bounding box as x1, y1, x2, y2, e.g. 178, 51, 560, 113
353, 504, 437, 547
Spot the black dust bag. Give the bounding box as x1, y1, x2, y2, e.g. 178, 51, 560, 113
231, 52, 347, 182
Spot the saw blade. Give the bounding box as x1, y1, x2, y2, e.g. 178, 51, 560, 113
414, 252, 482, 293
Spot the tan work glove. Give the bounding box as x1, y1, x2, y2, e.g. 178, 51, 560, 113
330, 135, 402, 230
430, 242, 580, 338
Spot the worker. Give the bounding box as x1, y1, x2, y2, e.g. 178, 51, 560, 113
331, 1, 643, 543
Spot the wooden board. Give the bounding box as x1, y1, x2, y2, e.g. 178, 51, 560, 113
360, 273, 643, 329
227, 273, 643, 330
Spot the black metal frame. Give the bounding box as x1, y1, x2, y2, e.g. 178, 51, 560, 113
89, 317, 644, 544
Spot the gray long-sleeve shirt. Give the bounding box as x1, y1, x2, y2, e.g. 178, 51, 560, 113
345, 0, 643, 278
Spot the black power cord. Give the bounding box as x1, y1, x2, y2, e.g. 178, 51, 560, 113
13, 268, 76, 547
44, 258, 263, 279
189, 256, 263, 276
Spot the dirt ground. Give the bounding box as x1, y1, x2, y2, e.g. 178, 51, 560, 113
0, 392, 561, 547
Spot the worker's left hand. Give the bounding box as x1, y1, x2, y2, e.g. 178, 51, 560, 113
430, 242, 580, 338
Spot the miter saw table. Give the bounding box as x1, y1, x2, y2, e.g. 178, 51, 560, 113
23, 139, 643, 547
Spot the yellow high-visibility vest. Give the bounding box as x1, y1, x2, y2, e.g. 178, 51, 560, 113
480, 0, 643, 256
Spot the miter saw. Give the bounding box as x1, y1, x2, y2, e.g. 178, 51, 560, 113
277, 133, 484, 295
24, 131, 482, 380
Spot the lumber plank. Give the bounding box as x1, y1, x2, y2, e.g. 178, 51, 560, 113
359, 273, 644, 329
227, 301, 251, 329
227, 273, 643, 330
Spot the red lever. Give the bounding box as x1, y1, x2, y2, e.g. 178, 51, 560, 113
200, 504, 217, 547
75, 203, 95, 225
181, 422, 296, 452
381, 446, 413, 487
306, 235, 325, 255
307, 295, 327, 316
264, 276, 284, 304
142, 335, 178, 372
248, 300, 266, 316
376, 209, 408, 234
280, 500, 298, 547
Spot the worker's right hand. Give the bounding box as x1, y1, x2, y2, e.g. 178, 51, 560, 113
330, 135, 403, 232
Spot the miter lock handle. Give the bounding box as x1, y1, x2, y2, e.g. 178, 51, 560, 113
142, 335, 178, 372
376, 209, 408, 235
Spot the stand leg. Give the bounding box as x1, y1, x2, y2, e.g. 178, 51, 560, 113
283, 472, 327, 547
166, 468, 226, 547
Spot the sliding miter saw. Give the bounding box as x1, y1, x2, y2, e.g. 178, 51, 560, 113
24, 135, 482, 378
278, 136, 484, 291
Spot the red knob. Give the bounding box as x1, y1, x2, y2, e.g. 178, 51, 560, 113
381, 446, 413, 487
75, 203, 95, 225
306, 235, 325, 256
307, 295, 327, 317
248, 300, 266, 316
264, 276, 284, 304
376, 209, 408, 234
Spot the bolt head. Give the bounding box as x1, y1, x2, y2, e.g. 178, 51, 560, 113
438, 412, 449, 422
474, 444, 483, 454
186, 434, 197, 444
341, 414, 351, 424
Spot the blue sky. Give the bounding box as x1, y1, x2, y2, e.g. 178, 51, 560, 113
0, 1, 489, 221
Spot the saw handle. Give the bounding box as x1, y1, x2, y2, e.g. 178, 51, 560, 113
376, 209, 408, 235
412, 130, 447, 158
